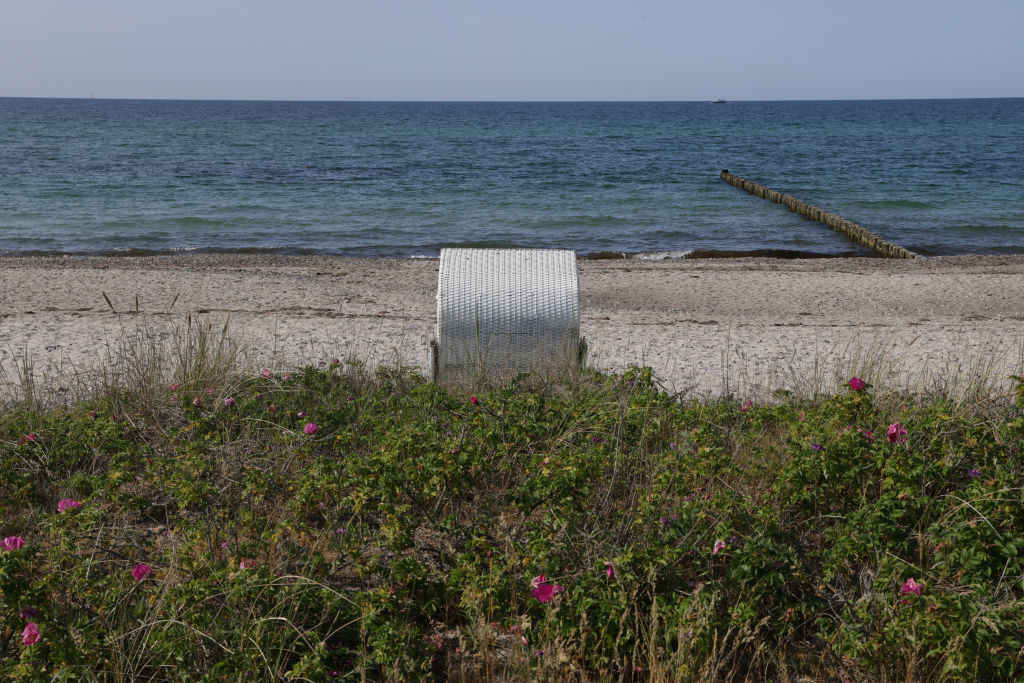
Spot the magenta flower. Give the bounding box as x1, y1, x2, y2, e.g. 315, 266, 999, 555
297, 411, 306, 418
812, 443, 825, 452
470, 396, 480, 406
260, 368, 272, 379
239, 558, 256, 570
19, 433, 39, 445
1, 536, 26, 551
901, 577, 922, 596
167, 383, 182, 391
887, 422, 907, 444
131, 563, 153, 581
848, 376, 866, 391
857, 428, 875, 442
713, 539, 727, 555
223, 396, 236, 407
192, 397, 202, 407
605, 562, 616, 580
57, 498, 82, 513
740, 399, 752, 412
19, 606, 39, 620
21, 622, 40, 646
530, 575, 564, 603
303, 422, 319, 435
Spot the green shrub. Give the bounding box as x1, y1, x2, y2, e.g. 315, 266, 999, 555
1, 367, 1022, 679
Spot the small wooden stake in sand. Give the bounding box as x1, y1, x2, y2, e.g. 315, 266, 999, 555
101, 291, 116, 314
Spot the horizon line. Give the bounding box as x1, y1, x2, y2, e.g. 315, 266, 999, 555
1, 95, 1022, 104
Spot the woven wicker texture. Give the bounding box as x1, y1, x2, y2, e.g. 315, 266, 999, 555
436, 248, 580, 378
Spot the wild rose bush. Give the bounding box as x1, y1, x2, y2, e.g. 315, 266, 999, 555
0, 365, 1022, 680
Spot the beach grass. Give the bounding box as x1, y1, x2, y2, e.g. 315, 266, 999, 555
1, 322, 1023, 680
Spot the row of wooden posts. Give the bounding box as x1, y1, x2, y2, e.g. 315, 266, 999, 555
719, 170, 918, 259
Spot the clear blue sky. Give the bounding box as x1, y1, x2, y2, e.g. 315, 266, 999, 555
2, 0, 1022, 101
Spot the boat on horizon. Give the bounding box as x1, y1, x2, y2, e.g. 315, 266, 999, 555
710, 98, 727, 104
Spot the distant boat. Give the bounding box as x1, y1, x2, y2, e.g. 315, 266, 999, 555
710, 98, 727, 104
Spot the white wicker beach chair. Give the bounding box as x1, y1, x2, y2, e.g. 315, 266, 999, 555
432, 248, 582, 382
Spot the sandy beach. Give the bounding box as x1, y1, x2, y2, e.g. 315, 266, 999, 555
2, 254, 1023, 398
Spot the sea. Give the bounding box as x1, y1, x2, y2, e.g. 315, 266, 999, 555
1, 97, 1022, 258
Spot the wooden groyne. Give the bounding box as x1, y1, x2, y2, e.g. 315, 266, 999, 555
720, 170, 918, 259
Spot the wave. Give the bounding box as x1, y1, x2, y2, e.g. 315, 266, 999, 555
0, 245, 868, 260
585, 250, 695, 260
0, 245, 323, 258
584, 248, 863, 260
630, 250, 694, 260
853, 200, 934, 209
949, 223, 1016, 234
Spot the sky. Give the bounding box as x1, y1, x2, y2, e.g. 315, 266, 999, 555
1, 0, 1022, 101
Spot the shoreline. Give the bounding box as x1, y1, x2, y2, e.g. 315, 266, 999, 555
0, 246, 877, 260
3, 254, 1024, 398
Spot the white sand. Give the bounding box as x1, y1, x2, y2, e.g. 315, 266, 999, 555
2, 254, 1023, 398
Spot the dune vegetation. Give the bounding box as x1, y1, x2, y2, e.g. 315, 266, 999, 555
1, 323, 1023, 680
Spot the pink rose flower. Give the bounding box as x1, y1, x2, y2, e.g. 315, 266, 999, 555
21, 622, 40, 645
57, 498, 82, 513
605, 562, 616, 580
470, 396, 480, 406
848, 376, 866, 391
901, 577, 922, 596
530, 575, 564, 603
304, 422, 319, 435
1, 536, 26, 551
887, 422, 907, 444
131, 563, 153, 581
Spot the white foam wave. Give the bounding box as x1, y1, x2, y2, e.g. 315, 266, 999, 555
629, 250, 693, 260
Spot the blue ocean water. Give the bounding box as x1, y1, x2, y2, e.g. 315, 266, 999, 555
1, 98, 1022, 257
